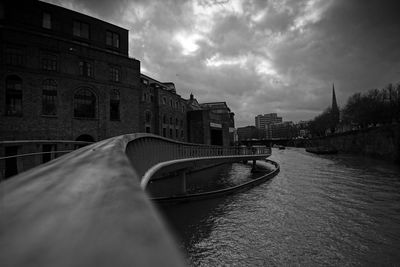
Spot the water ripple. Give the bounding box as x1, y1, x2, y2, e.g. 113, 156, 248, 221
159, 148, 400, 266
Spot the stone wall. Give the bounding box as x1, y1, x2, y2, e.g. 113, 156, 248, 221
311, 124, 400, 163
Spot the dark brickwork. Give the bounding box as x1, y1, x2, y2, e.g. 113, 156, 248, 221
0, 0, 140, 142
139, 74, 187, 142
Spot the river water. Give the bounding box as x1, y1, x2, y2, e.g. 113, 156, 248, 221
157, 148, 400, 266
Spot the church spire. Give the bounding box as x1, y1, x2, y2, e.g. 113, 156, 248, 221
332, 83, 338, 112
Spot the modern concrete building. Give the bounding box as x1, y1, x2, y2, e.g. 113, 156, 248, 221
0, 0, 141, 143
255, 113, 282, 129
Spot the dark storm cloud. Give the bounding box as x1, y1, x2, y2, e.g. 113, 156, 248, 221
43, 0, 400, 126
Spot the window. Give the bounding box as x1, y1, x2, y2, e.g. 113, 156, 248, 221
170, 99, 173, 107
109, 66, 120, 82
141, 78, 149, 85
73, 21, 89, 39
5, 75, 22, 116
169, 117, 172, 125
181, 119, 183, 127
150, 95, 154, 102
175, 118, 178, 126
42, 54, 57, 71
162, 96, 167, 105
5, 47, 24, 66
145, 111, 151, 123
169, 128, 173, 138
74, 88, 96, 118
163, 115, 166, 124
110, 89, 120, 121
162, 128, 166, 137
181, 130, 184, 138
42, 12, 51, 29
42, 79, 57, 116
79, 61, 93, 77
106, 30, 120, 48
145, 126, 151, 133
175, 129, 178, 138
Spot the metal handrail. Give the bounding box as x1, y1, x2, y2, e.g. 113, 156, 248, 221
0, 134, 272, 267
0, 150, 74, 160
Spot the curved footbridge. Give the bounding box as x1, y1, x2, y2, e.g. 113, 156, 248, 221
0, 134, 278, 267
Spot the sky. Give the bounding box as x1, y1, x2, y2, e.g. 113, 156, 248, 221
44, 0, 400, 127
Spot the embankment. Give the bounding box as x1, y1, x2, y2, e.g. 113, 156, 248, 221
310, 124, 400, 163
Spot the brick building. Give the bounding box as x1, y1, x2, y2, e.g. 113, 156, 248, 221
139, 74, 187, 141
187, 98, 235, 146
0, 0, 141, 142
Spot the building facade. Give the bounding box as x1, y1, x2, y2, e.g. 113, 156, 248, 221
255, 113, 282, 129
0, 0, 141, 143
268, 121, 296, 139
139, 74, 187, 141
237, 126, 265, 141
187, 97, 235, 146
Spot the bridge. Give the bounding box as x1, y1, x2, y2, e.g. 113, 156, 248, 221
0, 134, 276, 266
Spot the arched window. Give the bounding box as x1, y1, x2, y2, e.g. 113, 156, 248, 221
110, 89, 120, 121
42, 79, 57, 115
162, 114, 166, 124
74, 88, 96, 118
5, 75, 22, 116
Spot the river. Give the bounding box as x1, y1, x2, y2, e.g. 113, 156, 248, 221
157, 147, 400, 266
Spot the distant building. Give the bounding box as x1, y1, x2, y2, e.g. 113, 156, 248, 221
0, 0, 141, 143
255, 113, 282, 129
237, 126, 266, 141
295, 121, 311, 138
269, 121, 296, 139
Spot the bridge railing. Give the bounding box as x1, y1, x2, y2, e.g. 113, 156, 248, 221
126, 135, 271, 181
0, 134, 271, 267
0, 140, 92, 181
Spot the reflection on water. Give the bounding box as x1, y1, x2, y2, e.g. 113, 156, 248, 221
157, 148, 400, 266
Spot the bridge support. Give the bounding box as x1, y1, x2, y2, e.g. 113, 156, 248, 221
251, 159, 264, 173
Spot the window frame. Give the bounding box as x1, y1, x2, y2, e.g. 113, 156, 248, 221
42, 12, 52, 29
109, 66, 120, 82
41, 53, 58, 71
42, 79, 57, 116
110, 89, 120, 121
79, 60, 93, 77
106, 30, 120, 48
5, 75, 23, 116
73, 20, 90, 39
73, 88, 97, 119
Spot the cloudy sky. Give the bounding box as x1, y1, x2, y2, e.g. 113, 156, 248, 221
44, 0, 400, 127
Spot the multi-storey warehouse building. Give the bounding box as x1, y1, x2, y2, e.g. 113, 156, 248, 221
0, 0, 141, 142
139, 74, 187, 141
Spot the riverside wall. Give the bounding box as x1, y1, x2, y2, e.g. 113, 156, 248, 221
311, 124, 400, 163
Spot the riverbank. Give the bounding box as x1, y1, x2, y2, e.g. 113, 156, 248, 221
309, 123, 400, 163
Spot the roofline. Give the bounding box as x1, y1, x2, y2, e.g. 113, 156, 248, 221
38, 0, 129, 32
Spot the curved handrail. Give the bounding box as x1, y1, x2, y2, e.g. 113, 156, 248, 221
151, 159, 280, 203
0, 133, 271, 267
